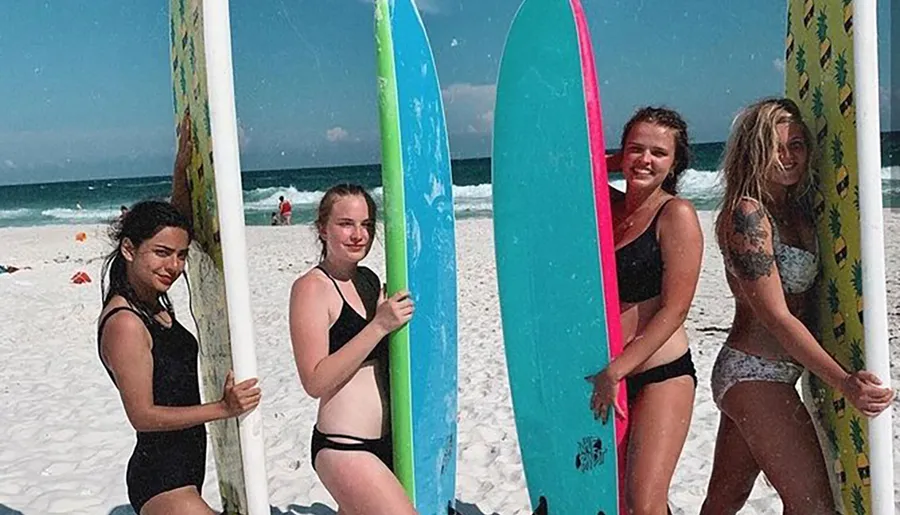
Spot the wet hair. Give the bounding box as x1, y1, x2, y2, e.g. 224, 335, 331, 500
314, 183, 378, 261
714, 97, 815, 249
717, 97, 814, 211
101, 200, 193, 324
620, 106, 692, 195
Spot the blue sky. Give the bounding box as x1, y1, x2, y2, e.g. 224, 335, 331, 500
0, 0, 894, 185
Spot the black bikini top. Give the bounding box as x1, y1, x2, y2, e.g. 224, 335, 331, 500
317, 265, 389, 364
614, 198, 674, 304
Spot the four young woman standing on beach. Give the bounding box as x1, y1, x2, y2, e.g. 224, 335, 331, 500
97, 99, 893, 514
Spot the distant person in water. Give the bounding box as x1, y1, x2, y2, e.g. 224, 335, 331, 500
98, 111, 261, 514
120, 205, 129, 218
279, 195, 292, 225
271, 211, 280, 226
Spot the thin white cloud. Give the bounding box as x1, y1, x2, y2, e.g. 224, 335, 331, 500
441, 83, 497, 134
326, 127, 350, 142
3, 160, 16, 169
358, 0, 442, 15
773, 58, 785, 72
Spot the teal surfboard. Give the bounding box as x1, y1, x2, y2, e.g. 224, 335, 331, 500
374, 0, 458, 513
492, 0, 624, 513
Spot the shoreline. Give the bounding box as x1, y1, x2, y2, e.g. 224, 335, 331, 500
1, 212, 897, 514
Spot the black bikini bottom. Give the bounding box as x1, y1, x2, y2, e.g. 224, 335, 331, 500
625, 349, 697, 405
310, 425, 393, 472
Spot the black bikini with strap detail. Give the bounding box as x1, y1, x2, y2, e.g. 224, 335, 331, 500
97, 305, 206, 513
317, 264, 389, 364
615, 198, 675, 304
311, 265, 393, 471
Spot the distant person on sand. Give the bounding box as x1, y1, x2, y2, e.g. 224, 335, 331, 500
270, 211, 280, 226
97, 112, 261, 515
700, 98, 894, 514
278, 195, 292, 225
588, 106, 702, 514
289, 183, 416, 514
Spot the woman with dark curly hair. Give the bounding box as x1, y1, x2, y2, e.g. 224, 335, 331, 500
588, 106, 703, 514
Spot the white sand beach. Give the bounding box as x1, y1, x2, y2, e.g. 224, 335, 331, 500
1, 211, 898, 514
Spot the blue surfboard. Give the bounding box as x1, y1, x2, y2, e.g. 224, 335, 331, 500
374, 0, 458, 513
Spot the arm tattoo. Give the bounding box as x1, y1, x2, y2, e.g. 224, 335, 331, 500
730, 250, 776, 280
732, 208, 768, 246
728, 207, 776, 280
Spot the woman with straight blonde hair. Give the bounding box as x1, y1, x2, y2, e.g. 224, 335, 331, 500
700, 97, 894, 514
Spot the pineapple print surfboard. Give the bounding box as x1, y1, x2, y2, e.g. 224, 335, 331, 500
784, 1, 894, 513
169, 0, 270, 513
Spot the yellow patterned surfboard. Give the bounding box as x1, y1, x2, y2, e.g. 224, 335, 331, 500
170, 0, 266, 512
784, 1, 872, 513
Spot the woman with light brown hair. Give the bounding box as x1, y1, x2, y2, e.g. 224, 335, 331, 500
289, 183, 416, 515
700, 97, 894, 514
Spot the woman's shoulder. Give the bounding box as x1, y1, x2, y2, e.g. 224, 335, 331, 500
660, 195, 696, 214
99, 296, 141, 326
98, 298, 152, 346
292, 266, 331, 297
656, 196, 700, 229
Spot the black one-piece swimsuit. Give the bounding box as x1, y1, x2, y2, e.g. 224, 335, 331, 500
98, 306, 207, 512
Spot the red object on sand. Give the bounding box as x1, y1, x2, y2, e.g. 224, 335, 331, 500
71, 271, 92, 284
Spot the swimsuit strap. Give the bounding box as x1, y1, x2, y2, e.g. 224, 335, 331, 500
98, 306, 146, 337
648, 197, 676, 232
315, 265, 348, 303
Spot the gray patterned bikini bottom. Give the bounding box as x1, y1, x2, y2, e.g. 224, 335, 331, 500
710, 345, 804, 409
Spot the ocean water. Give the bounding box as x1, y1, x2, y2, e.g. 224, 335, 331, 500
1, 135, 898, 228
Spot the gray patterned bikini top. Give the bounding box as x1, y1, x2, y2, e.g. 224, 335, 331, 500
770, 219, 819, 294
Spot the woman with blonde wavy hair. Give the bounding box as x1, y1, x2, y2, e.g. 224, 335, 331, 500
700, 97, 894, 514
